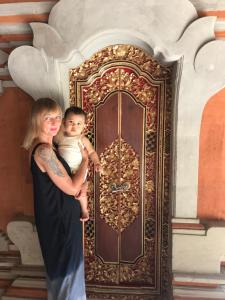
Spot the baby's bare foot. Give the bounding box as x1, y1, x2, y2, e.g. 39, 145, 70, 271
80, 210, 89, 222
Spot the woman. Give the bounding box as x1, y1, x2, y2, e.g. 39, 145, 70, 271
23, 98, 88, 300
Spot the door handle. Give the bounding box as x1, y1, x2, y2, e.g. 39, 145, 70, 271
110, 182, 130, 193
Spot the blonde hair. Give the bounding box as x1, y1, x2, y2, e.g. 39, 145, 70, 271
23, 98, 62, 150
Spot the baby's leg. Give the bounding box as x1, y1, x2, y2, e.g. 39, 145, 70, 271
71, 166, 89, 221
77, 182, 89, 221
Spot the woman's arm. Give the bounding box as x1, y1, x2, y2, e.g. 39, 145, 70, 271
34, 143, 88, 195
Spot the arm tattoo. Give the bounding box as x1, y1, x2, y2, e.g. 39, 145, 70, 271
37, 146, 65, 177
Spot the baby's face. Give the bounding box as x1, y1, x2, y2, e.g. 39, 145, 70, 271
64, 113, 86, 137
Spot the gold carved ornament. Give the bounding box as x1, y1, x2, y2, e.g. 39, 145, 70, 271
72, 67, 158, 108
70, 44, 171, 100
85, 234, 119, 283
99, 137, 140, 232
120, 239, 155, 284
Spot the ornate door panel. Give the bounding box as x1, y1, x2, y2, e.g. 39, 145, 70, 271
95, 91, 144, 264
70, 45, 173, 299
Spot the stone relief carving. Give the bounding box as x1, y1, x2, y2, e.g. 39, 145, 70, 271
7, 220, 44, 265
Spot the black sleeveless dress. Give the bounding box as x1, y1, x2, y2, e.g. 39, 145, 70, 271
31, 143, 86, 300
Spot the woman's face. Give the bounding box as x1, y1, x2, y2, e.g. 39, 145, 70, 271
39, 109, 62, 137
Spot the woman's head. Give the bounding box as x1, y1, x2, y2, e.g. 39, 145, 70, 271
23, 98, 62, 149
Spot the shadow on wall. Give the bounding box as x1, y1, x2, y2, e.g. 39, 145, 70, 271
198, 87, 225, 220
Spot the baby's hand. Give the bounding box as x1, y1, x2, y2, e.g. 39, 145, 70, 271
94, 163, 103, 173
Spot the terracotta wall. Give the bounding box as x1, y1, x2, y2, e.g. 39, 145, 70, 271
198, 87, 225, 220
0, 87, 34, 231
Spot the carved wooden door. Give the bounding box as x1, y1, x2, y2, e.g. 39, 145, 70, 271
70, 45, 173, 300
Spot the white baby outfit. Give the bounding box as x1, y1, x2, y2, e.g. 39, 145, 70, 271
57, 134, 83, 174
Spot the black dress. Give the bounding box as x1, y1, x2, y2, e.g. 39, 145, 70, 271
31, 143, 86, 300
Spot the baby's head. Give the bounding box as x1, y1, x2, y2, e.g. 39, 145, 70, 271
63, 106, 87, 137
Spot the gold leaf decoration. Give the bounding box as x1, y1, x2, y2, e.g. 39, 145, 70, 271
99, 138, 140, 232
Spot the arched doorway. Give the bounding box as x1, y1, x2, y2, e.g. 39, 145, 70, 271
70, 44, 174, 299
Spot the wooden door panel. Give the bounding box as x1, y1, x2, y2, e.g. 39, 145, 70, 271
121, 217, 143, 263
96, 93, 119, 153
121, 92, 144, 156
95, 93, 119, 263
120, 92, 144, 262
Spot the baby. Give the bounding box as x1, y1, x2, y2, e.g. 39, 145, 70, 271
54, 106, 102, 221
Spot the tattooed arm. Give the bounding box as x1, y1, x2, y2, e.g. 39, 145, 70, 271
34, 143, 88, 195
